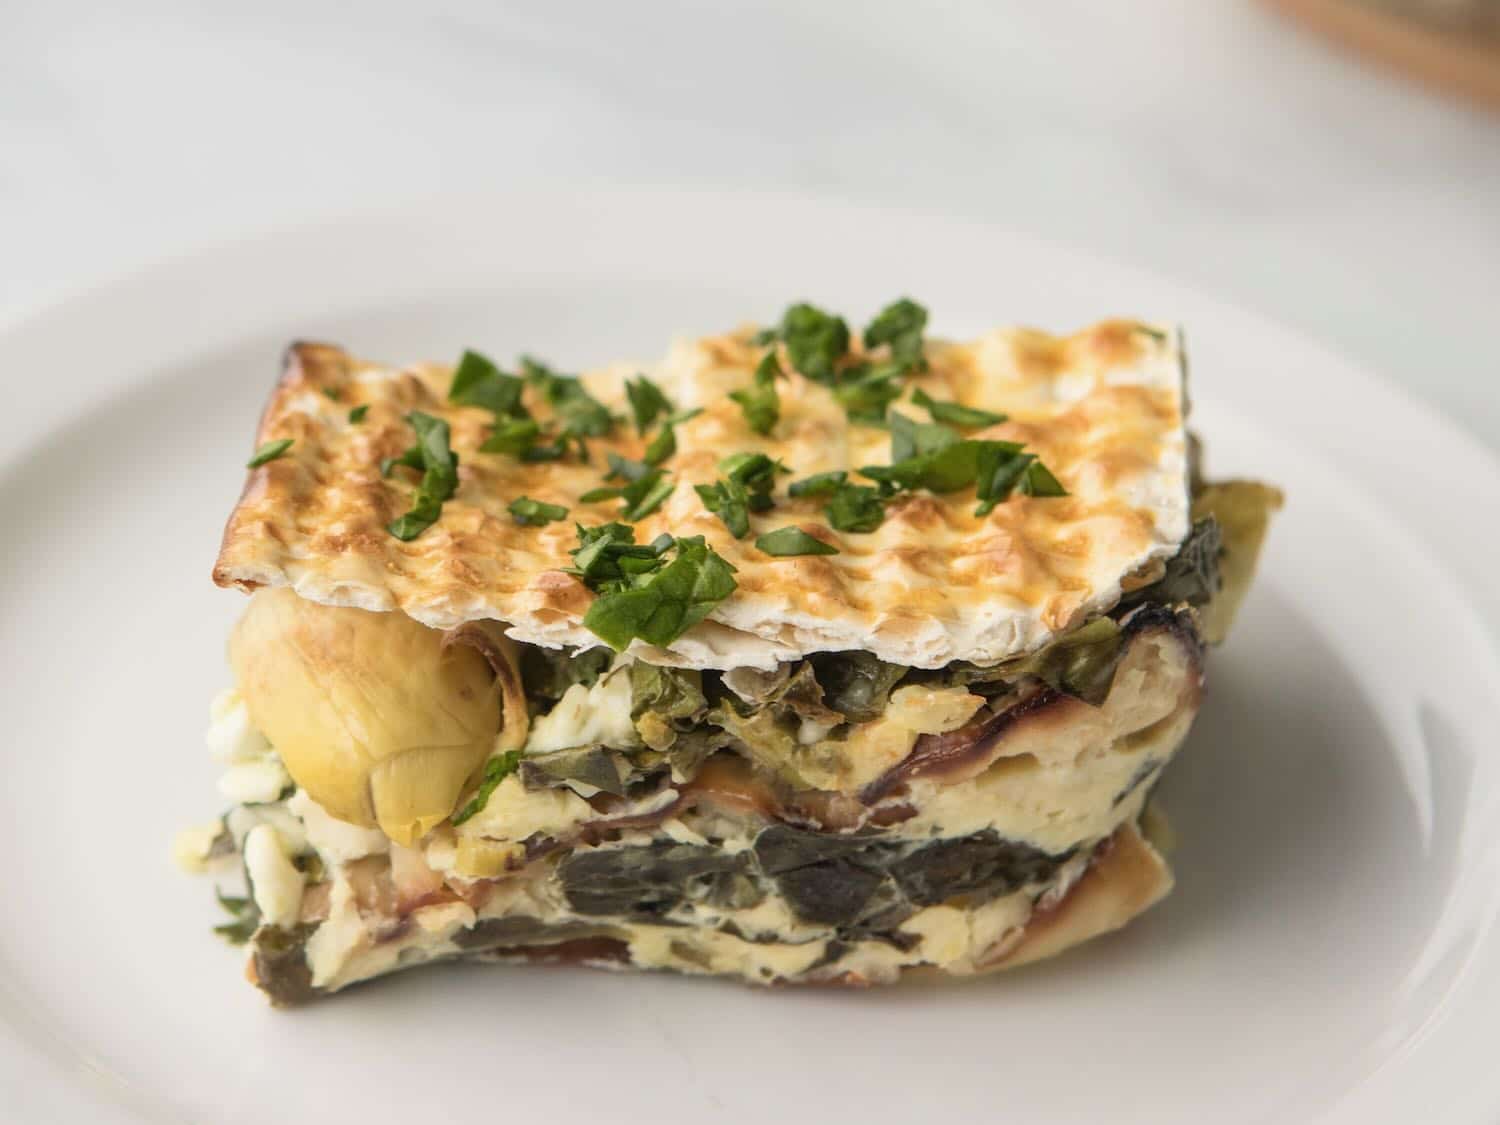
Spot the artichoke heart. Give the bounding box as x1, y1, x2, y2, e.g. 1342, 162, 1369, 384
229, 588, 503, 845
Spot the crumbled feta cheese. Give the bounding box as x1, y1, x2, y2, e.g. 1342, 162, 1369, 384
244, 824, 305, 928
524, 669, 636, 754
288, 790, 388, 863
206, 688, 272, 763
218, 759, 292, 805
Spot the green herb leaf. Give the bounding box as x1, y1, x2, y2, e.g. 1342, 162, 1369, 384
348, 404, 369, 424
862, 437, 1023, 495
888, 410, 961, 462
695, 479, 751, 538
619, 470, 676, 521
522, 356, 614, 438
1135, 323, 1169, 342
834, 362, 905, 424
974, 448, 1035, 515
606, 452, 653, 483
216, 888, 253, 916
582, 536, 738, 650
1020, 460, 1068, 497
643, 422, 677, 466
321, 386, 341, 402
764, 303, 851, 384
912, 387, 1006, 428
625, 375, 673, 434
450, 750, 525, 826
827, 483, 886, 533
755, 527, 839, 557
787, 470, 847, 498
480, 415, 542, 456
569, 523, 665, 589
508, 496, 570, 526
387, 412, 459, 541
247, 439, 293, 468
863, 298, 928, 372
449, 349, 526, 416
729, 352, 781, 435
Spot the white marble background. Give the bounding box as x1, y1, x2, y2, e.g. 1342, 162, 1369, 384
5, 0, 1498, 447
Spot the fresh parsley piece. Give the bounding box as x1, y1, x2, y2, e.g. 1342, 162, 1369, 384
480, 416, 542, 456
719, 452, 784, 503
386, 412, 459, 541
787, 470, 847, 498
606, 452, 653, 483
321, 386, 341, 402
212, 886, 259, 945
449, 349, 525, 416
1135, 323, 1169, 342
695, 478, 752, 538
568, 523, 675, 590
625, 374, 673, 434
912, 387, 1006, 428
827, 483, 886, 533
974, 448, 1036, 515
582, 535, 738, 650
643, 421, 677, 466
348, 404, 369, 424
835, 362, 905, 423
450, 750, 524, 826
620, 471, 676, 521
755, 527, 839, 557
508, 496, 570, 526
247, 439, 293, 468
760, 302, 851, 384
863, 298, 928, 372
1020, 460, 1068, 497
729, 352, 781, 435
522, 356, 614, 438
889, 411, 961, 461
695, 452, 786, 538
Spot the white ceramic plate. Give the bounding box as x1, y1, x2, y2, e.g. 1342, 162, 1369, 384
2, 188, 1499, 1125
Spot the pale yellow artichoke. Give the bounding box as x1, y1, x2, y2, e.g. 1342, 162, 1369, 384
229, 589, 506, 845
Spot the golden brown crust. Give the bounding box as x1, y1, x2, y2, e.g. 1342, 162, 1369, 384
214, 322, 1190, 670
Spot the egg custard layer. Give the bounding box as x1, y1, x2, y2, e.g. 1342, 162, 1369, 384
185, 309, 1279, 1003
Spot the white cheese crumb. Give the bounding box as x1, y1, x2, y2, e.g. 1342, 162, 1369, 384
217, 759, 292, 805
171, 822, 224, 873
524, 669, 636, 754
205, 689, 272, 763
244, 824, 305, 928
288, 790, 388, 863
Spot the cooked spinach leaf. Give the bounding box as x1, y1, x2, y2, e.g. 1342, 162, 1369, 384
807, 651, 906, 722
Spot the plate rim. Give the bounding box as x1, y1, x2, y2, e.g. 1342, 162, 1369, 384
2, 183, 1498, 1124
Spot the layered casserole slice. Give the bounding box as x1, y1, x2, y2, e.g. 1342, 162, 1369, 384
180, 302, 1279, 1004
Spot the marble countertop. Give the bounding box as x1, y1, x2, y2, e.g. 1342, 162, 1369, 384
5, 0, 1498, 449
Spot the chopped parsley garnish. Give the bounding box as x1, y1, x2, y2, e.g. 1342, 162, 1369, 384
480, 416, 542, 456
857, 411, 1066, 515
450, 750, 524, 826
788, 469, 885, 533
575, 531, 738, 650
696, 452, 785, 538
729, 352, 782, 435
247, 439, 293, 468
213, 886, 259, 945
450, 349, 525, 415
584, 456, 676, 521
348, 404, 369, 424
643, 421, 677, 466
625, 374, 673, 434
863, 298, 928, 373
755, 527, 839, 557
912, 387, 1005, 428
522, 356, 614, 438
787, 470, 847, 498
386, 412, 459, 541
756, 302, 851, 385
508, 496, 569, 526
834, 362, 905, 423
1135, 323, 1169, 342
321, 386, 340, 402
826, 483, 886, 533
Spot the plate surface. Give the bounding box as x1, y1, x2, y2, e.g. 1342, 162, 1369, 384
2, 188, 1498, 1125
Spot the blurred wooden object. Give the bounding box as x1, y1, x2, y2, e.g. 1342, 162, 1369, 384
1265, 0, 1500, 110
